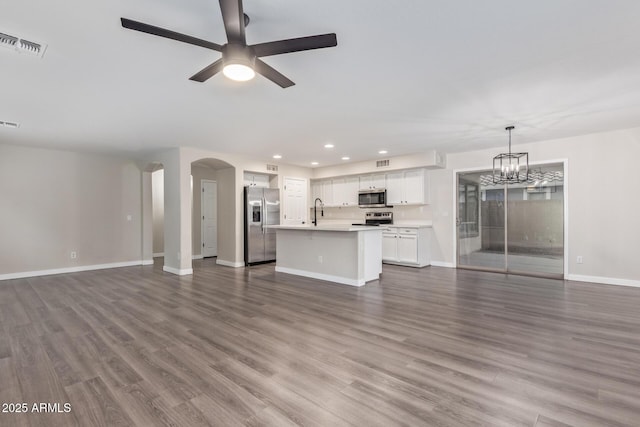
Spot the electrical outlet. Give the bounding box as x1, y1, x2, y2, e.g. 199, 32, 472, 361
577, 256, 583, 264
70, 251, 77, 259
318, 255, 323, 263
126, 214, 132, 221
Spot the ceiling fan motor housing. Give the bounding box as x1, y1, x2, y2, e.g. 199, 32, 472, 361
222, 43, 255, 68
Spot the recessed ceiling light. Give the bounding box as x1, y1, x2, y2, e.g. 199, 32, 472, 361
272, 154, 282, 159
311, 161, 319, 166
324, 143, 334, 148
378, 150, 388, 154
341, 156, 350, 160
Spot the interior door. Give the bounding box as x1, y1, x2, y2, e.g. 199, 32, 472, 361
201, 180, 217, 257
283, 177, 307, 225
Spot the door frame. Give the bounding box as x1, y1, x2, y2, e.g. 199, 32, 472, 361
201, 179, 218, 258
452, 159, 569, 279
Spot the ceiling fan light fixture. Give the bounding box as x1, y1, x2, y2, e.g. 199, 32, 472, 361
221, 44, 255, 82
223, 63, 255, 81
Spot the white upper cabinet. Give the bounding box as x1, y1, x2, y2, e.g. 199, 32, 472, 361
311, 179, 334, 206
244, 172, 270, 188
310, 168, 429, 210
333, 177, 359, 206
385, 171, 405, 205
321, 180, 334, 206
359, 173, 386, 190
385, 169, 429, 205
311, 180, 323, 204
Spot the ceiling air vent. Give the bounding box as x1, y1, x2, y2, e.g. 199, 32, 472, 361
376, 159, 390, 168
0, 33, 18, 48
0, 31, 47, 58
266, 164, 278, 172
0, 120, 20, 128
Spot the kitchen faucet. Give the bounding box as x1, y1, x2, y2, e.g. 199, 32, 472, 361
313, 198, 324, 226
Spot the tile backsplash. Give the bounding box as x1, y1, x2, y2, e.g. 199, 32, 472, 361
310, 205, 432, 223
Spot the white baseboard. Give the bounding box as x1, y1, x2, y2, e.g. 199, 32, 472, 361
0, 260, 147, 281
566, 274, 640, 288
141, 259, 154, 266
162, 265, 193, 276
192, 254, 203, 260
216, 259, 244, 268
275, 266, 366, 287
430, 260, 455, 268
153, 252, 164, 258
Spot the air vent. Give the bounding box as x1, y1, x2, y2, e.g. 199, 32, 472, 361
0, 31, 47, 58
266, 164, 278, 172
0, 33, 18, 48
0, 120, 19, 128
376, 159, 390, 168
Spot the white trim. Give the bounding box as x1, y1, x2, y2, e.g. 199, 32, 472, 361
153, 252, 164, 258
162, 265, 193, 276
430, 260, 455, 268
275, 266, 366, 287
562, 159, 569, 280
0, 261, 147, 281
566, 274, 640, 288
216, 259, 244, 268
192, 254, 204, 260
141, 259, 154, 266
451, 169, 457, 267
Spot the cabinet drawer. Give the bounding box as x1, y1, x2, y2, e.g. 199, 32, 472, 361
398, 228, 417, 235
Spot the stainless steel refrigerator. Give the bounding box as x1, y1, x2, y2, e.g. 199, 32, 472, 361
244, 186, 280, 265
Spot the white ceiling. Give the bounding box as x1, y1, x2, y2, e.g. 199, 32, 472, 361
3, 0, 640, 167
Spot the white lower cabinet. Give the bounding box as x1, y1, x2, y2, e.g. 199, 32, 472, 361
382, 227, 431, 267
382, 231, 398, 261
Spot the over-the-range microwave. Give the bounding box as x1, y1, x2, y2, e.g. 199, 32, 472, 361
358, 188, 387, 208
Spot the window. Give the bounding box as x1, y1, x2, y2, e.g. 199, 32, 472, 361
458, 179, 479, 238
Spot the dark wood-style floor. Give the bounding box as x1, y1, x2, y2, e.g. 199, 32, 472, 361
1, 259, 640, 426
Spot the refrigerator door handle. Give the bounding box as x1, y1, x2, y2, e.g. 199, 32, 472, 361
262, 197, 266, 234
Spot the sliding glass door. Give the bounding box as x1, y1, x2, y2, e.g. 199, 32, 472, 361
457, 163, 564, 278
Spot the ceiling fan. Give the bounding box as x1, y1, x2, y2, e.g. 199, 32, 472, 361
121, 0, 337, 88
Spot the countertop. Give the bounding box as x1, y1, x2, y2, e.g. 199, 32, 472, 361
385, 222, 433, 228
267, 224, 383, 232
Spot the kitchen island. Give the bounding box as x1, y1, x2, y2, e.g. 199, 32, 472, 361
267, 224, 383, 286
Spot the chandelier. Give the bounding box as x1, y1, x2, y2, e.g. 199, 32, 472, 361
492, 125, 528, 184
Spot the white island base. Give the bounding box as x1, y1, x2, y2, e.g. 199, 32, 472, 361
269, 225, 383, 286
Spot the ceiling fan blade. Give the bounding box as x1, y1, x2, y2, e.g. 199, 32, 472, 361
189, 59, 225, 82
254, 59, 295, 88
121, 18, 222, 51
252, 33, 337, 57
218, 0, 246, 44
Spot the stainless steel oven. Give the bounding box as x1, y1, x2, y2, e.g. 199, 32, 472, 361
358, 189, 386, 208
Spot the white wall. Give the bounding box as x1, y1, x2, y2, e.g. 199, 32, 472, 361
430, 127, 640, 285
0, 144, 143, 277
